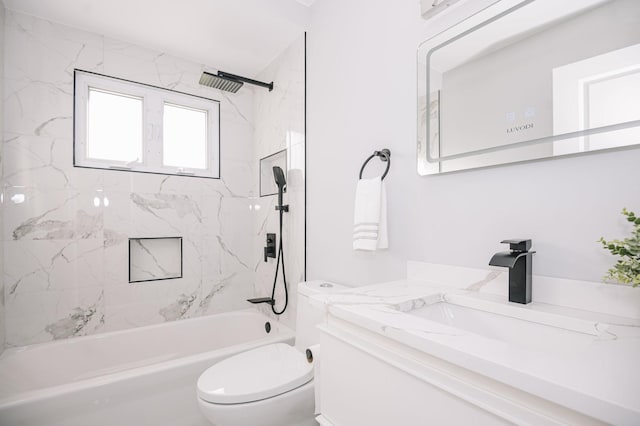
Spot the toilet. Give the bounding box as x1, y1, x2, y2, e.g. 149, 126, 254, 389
196, 281, 345, 426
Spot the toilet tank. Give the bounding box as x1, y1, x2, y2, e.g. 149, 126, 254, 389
294, 281, 347, 351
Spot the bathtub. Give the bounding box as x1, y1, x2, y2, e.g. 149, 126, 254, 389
0, 309, 294, 426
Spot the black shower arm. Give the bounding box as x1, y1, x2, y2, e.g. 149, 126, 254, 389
218, 71, 273, 91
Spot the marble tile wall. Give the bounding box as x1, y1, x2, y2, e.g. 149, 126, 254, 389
252, 36, 306, 329
0, 2, 6, 355
2, 11, 258, 347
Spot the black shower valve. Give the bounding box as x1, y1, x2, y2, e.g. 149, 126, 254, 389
264, 233, 276, 262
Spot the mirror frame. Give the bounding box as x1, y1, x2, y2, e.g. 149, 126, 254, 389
417, 0, 640, 174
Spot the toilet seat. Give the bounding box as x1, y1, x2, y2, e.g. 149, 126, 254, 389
197, 343, 313, 404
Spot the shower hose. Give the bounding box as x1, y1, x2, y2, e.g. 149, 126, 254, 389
271, 202, 288, 315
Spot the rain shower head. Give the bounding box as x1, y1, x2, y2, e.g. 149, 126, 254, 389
199, 71, 273, 93
199, 71, 243, 93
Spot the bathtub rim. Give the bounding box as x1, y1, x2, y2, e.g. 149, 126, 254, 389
1, 308, 285, 358
0, 308, 294, 411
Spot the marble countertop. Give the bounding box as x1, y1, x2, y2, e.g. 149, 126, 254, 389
317, 272, 640, 425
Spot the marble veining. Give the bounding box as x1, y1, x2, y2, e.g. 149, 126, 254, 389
3, 134, 72, 188
34, 116, 71, 136
251, 35, 306, 330
317, 263, 640, 425
159, 292, 198, 321
44, 291, 104, 340
130, 193, 203, 224
7, 239, 104, 296
2, 9, 305, 348
464, 270, 501, 291
2, 10, 258, 347
222, 92, 253, 127
14, 208, 102, 241
216, 235, 251, 270
104, 229, 127, 247
129, 238, 182, 282
195, 274, 234, 315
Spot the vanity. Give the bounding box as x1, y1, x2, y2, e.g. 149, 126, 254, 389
312, 0, 640, 422
314, 263, 640, 425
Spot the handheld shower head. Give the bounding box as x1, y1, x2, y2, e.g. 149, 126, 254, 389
273, 166, 286, 189
273, 166, 288, 213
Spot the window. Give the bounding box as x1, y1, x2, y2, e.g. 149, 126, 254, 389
163, 103, 208, 169
74, 70, 220, 178
87, 89, 143, 162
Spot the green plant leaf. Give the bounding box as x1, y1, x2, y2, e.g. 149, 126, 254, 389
600, 208, 640, 287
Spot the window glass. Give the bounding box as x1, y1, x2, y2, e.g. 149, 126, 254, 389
163, 103, 208, 169
74, 70, 220, 178
87, 88, 143, 162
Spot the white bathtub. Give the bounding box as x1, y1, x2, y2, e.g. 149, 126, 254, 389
0, 309, 294, 426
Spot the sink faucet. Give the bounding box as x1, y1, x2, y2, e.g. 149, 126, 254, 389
489, 239, 535, 304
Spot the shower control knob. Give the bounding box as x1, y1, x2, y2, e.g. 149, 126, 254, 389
264, 233, 276, 262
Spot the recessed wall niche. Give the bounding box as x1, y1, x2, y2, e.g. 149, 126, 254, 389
129, 237, 183, 283
260, 149, 287, 197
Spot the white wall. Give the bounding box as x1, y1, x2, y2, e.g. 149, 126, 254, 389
307, 0, 640, 286
0, 0, 6, 355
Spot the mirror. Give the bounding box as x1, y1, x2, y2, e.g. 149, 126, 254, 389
417, 0, 640, 174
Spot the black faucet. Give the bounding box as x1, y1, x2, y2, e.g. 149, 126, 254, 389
489, 239, 535, 304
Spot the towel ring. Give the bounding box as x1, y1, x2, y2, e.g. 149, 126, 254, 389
359, 149, 391, 180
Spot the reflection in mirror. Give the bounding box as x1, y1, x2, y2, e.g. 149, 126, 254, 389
418, 0, 640, 175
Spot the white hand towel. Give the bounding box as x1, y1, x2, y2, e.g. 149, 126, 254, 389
353, 176, 388, 251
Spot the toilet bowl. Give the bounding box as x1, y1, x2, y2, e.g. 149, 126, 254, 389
196, 281, 345, 426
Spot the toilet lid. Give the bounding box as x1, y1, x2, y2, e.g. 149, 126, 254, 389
197, 343, 313, 404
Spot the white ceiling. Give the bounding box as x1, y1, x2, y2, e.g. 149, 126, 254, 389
3, 0, 313, 76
